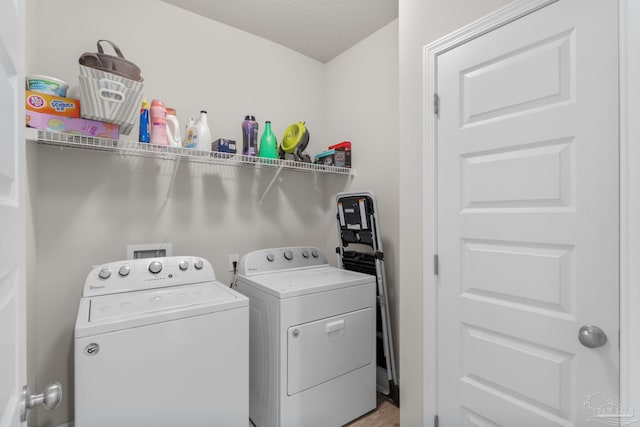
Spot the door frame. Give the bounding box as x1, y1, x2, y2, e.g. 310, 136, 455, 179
421, 0, 640, 423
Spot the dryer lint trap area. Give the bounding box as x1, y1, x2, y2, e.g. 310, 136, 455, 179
336, 192, 399, 404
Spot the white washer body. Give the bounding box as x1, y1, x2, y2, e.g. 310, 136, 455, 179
74, 256, 249, 427
236, 247, 376, 427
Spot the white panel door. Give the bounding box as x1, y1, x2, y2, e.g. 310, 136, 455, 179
436, 1, 620, 425
0, 0, 26, 426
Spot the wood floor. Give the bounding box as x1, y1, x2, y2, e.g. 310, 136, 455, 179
346, 394, 400, 427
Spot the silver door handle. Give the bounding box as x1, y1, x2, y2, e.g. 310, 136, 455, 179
578, 325, 607, 348
20, 382, 62, 422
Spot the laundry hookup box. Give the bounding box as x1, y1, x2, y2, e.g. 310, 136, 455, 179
26, 110, 119, 139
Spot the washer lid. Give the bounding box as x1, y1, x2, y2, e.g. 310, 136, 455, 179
237, 265, 375, 298
75, 281, 248, 337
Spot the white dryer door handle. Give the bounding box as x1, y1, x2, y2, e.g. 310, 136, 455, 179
326, 319, 345, 334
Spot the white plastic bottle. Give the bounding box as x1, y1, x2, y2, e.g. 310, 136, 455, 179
166, 107, 181, 147
184, 117, 196, 148
195, 110, 211, 151
185, 110, 211, 151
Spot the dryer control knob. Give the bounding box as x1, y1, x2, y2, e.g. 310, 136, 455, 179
266, 253, 275, 262
148, 261, 162, 274
302, 250, 309, 258
284, 250, 293, 261
98, 268, 111, 280
178, 260, 189, 271
311, 249, 319, 258
118, 266, 130, 277
194, 260, 204, 270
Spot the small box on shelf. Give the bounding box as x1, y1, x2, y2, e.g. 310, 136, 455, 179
212, 138, 237, 153
25, 90, 81, 118
26, 110, 119, 139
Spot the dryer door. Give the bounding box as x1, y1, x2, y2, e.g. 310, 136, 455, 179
287, 307, 373, 396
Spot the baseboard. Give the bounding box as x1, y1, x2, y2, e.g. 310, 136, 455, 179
56, 422, 74, 427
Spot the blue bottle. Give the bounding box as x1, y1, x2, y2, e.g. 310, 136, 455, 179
139, 99, 150, 143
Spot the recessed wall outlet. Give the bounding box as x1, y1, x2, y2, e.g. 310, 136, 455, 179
228, 254, 239, 272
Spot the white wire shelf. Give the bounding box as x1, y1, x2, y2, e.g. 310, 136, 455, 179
27, 129, 355, 176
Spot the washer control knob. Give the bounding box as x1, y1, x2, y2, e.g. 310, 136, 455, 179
302, 250, 309, 258
98, 268, 111, 280
118, 266, 130, 277
148, 261, 162, 274
311, 249, 319, 258
178, 260, 189, 271
266, 253, 275, 262
194, 260, 204, 270
284, 250, 293, 261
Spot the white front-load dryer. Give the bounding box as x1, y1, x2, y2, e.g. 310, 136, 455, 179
74, 256, 249, 427
235, 247, 376, 427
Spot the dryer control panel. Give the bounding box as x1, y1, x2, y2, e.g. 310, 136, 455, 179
238, 247, 328, 276
83, 256, 215, 297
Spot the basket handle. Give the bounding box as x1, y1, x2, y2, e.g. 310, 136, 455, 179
96, 40, 125, 59
98, 78, 125, 103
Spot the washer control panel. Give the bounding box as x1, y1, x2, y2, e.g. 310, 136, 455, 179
84, 256, 214, 297
238, 247, 328, 275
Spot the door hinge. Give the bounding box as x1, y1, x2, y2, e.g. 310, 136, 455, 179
434, 414, 439, 427
433, 254, 439, 276
433, 93, 440, 117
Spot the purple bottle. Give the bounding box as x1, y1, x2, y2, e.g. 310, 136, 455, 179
242, 115, 259, 156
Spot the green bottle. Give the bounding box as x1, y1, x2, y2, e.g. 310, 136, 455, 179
259, 121, 278, 159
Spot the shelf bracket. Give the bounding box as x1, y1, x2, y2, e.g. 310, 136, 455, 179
164, 155, 181, 205
259, 163, 285, 204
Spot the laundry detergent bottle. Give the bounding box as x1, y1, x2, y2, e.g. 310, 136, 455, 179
242, 115, 259, 156
139, 99, 150, 143
259, 120, 278, 159
149, 99, 168, 145
185, 110, 211, 151
166, 107, 181, 147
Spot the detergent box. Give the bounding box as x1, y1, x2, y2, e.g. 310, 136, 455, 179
25, 90, 81, 118
26, 110, 119, 139
212, 138, 237, 153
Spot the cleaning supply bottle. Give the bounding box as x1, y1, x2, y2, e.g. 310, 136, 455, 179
242, 115, 259, 156
149, 99, 168, 145
196, 110, 211, 151
166, 107, 181, 147
185, 110, 211, 151
139, 99, 149, 143
184, 117, 196, 148
259, 121, 278, 159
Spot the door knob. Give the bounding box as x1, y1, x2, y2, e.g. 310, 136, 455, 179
578, 325, 607, 348
20, 382, 62, 422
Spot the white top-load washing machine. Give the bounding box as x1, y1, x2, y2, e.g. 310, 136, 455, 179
74, 256, 249, 427
235, 247, 376, 427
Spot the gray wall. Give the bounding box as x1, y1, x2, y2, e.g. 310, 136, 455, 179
26, 1, 399, 426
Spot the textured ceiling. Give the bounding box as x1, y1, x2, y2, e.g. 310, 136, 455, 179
162, 0, 398, 63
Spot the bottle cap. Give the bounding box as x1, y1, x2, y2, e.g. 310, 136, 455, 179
166, 107, 176, 115
245, 115, 255, 121
200, 110, 207, 114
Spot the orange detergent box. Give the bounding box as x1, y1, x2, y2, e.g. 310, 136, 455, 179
26, 110, 119, 139
25, 90, 80, 118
